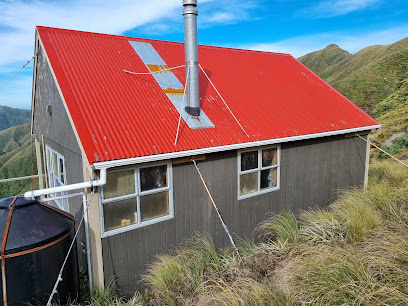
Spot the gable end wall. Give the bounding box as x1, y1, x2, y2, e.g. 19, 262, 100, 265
32, 42, 87, 266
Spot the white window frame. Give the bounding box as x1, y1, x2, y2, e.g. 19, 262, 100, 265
45, 146, 69, 211
238, 145, 281, 200
100, 161, 174, 237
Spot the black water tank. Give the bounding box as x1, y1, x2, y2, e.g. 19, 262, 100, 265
0, 196, 79, 305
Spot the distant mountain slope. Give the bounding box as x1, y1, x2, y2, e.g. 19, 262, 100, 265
0, 123, 31, 153
299, 38, 408, 85
298, 37, 408, 159
333, 48, 408, 112
298, 44, 352, 76
0, 124, 38, 198
0, 105, 30, 131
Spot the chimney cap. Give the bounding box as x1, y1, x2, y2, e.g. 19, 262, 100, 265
183, 0, 197, 6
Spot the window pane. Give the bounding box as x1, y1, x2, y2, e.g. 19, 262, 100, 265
261, 168, 277, 189
104, 170, 135, 199
240, 172, 258, 195
59, 158, 65, 183
103, 198, 138, 231
140, 165, 167, 192
52, 153, 58, 176
140, 191, 169, 222
46, 150, 51, 170
262, 148, 277, 167
241, 151, 258, 171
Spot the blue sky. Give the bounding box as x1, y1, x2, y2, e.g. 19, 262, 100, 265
0, 0, 407, 110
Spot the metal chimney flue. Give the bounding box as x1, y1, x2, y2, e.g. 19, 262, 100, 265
183, 0, 200, 116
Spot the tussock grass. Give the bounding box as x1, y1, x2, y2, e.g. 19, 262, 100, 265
257, 212, 299, 244
292, 243, 408, 305
331, 189, 382, 242
86, 160, 408, 305
86, 282, 143, 306
142, 233, 222, 305
201, 278, 294, 306
368, 159, 408, 186
299, 217, 348, 244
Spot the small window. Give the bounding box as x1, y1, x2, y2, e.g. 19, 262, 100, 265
101, 162, 173, 236
238, 146, 280, 199
45, 146, 68, 211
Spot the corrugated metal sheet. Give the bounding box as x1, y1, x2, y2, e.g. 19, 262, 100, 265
102, 134, 368, 292
36, 26, 379, 164
129, 41, 214, 129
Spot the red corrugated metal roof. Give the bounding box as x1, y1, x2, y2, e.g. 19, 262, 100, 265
36, 26, 379, 164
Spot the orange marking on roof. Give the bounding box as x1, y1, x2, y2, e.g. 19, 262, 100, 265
163, 87, 185, 94
147, 64, 169, 73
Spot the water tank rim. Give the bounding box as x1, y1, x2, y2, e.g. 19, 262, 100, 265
3, 225, 75, 256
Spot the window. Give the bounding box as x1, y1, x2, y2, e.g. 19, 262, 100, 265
238, 146, 280, 199
45, 146, 68, 211
101, 162, 173, 236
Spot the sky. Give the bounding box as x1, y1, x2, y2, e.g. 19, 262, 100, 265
0, 0, 407, 110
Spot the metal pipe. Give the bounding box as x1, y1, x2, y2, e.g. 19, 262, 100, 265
183, 0, 200, 116
23, 169, 107, 199
82, 194, 93, 294
41, 192, 85, 202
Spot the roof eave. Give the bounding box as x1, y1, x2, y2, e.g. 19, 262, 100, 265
93, 124, 381, 170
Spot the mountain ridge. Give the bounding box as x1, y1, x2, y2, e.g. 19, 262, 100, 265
0, 105, 30, 131
298, 37, 408, 157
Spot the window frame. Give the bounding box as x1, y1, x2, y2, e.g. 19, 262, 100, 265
237, 145, 281, 200
45, 146, 69, 211
100, 161, 174, 237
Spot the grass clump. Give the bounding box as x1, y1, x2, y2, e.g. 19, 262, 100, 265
292, 244, 407, 305
299, 217, 348, 244
331, 189, 381, 242
143, 233, 222, 305
86, 282, 143, 306
257, 212, 299, 244
369, 159, 408, 186
86, 160, 408, 305
201, 278, 294, 306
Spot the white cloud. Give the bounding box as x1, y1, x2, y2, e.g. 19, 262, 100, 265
238, 25, 408, 58
302, 0, 381, 18
0, 0, 258, 109
199, 0, 259, 26
0, 0, 183, 69
0, 0, 256, 69
206, 12, 238, 23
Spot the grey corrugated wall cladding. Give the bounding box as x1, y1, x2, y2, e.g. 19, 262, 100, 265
101, 134, 367, 293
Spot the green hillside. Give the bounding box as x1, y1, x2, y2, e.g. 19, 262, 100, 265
298, 44, 352, 76
0, 124, 38, 198
0, 105, 30, 131
298, 37, 408, 159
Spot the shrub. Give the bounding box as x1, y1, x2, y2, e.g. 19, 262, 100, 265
379, 135, 408, 159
